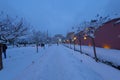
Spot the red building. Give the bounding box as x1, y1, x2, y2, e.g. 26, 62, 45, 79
79, 18, 120, 50
95, 18, 120, 50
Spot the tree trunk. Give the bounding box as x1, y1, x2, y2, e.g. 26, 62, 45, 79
36, 44, 38, 53
70, 41, 71, 49
74, 41, 75, 51
91, 38, 98, 62
0, 44, 3, 70
12, 42, 14, 48
79, 39, 82, 53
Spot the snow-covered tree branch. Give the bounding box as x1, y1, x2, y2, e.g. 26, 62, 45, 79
0, 13, 29, 44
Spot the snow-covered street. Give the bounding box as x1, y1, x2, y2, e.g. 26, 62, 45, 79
0, 45, 120, 80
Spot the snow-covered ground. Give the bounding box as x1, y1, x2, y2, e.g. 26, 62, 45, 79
0, 44, 120, 80
65, 44, 120, 67
0, 46, 46, 80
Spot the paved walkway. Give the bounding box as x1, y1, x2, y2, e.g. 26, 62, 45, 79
14, 45, 103, 80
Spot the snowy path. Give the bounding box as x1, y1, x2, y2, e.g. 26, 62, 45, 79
13, 45, 103, 80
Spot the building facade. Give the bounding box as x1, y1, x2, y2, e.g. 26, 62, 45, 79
74, 18, 120, 50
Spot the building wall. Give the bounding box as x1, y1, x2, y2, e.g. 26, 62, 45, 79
75, 18, 120, 50
75, 37, 93, 47
95, 19, 120, 49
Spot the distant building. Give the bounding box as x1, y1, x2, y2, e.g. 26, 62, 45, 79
66, 32, 75, 43
53, 34, 65, 43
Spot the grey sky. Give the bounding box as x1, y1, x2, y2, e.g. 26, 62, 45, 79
0, 0, 120, 36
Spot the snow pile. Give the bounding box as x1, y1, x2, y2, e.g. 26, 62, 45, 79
65, 44, 120, 67
64, 46, 120, 80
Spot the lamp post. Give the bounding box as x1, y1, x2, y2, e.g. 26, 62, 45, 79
79, 31, 84, 54
66, 39, 70, 48
84, 33, 87, 40
69, 39, 71, 48
79, 36, 82, 53
84, 36, 87, 40
73, 37, 76, 51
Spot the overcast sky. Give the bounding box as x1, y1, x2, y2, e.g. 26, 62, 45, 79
0, 0, 120, 36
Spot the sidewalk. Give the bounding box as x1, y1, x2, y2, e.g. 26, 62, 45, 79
13, 45, 103, 80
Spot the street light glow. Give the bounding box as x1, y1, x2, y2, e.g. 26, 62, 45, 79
84, 36, 87, 40
74, 37, 77, 40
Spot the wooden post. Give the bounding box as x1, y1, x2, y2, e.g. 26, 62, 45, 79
0, 43, 3, 70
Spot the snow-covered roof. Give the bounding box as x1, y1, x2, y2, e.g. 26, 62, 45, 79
115, 20, 120, 24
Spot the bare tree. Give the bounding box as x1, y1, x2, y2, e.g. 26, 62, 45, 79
31, 30, 42, 53
83, 15, 109, 62
0, 13, 29, 45
73, 15, 109, 62
0, 12, 29, 70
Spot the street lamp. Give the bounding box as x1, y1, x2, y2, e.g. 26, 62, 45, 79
66, 39, 70, 48
73, 37, 77, 51
67, 40, 69, 43
84, 34, 87, 40
84, 36, 87, 40
74, 37, 77, 41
